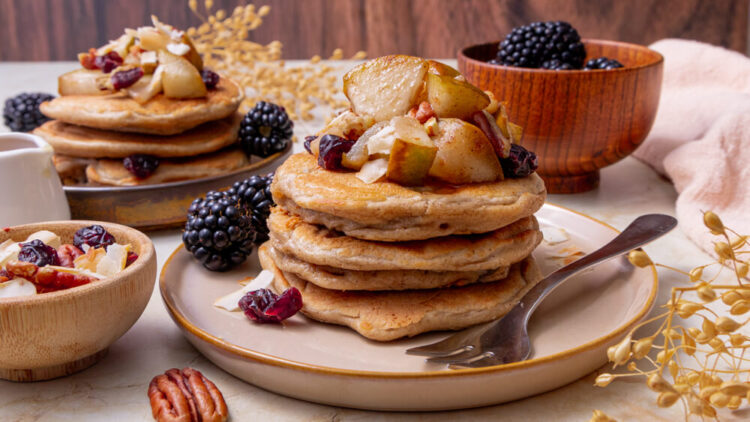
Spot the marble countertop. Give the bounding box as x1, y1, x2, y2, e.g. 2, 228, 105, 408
0, 61, 727, 421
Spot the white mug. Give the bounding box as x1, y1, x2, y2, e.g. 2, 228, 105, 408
0, 133, 71, 226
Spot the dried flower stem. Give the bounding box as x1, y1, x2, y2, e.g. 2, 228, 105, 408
600, 211, 750, 420
186, 1, 366, 123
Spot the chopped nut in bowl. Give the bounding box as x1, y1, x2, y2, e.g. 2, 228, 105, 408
0, 220, 156, 382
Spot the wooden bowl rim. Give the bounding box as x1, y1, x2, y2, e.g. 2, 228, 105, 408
0, 220, 155, 307
458, 38, 664, 74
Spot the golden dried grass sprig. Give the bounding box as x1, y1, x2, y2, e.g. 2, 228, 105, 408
187, 1, 366, 121
598, 211, 750, 420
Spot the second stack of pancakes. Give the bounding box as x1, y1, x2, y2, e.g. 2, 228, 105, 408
34, 78, 245, 186
259, 152, 547, 341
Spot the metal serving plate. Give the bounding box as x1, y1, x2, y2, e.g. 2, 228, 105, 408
64, 144, 292, 231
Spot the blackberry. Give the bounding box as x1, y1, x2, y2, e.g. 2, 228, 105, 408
183, 191, 256, 272
541, 59, 575, 70
3, 92, 55, 132
228, 173, 275, 244
495, 21, 586, 69
584, 57, 624, 70
238, 101, 293, 158
500, 144, 538, 178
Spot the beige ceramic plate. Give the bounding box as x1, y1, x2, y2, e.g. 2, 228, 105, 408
160, 203, 657, 411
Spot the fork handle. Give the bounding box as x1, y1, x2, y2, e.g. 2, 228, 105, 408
518, 213, 677, 322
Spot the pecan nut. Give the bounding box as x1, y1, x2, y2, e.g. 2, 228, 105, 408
148, 367, 228, 422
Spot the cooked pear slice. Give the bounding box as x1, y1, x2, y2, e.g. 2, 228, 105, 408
387, 138, 437, 186
384, 116, 437, 186
96, 33, 135, 58
181, 33, 204, 71
472, 110, 512, 158
58, 69, 110, 96
427, 60, 461, 77
342, 121, 388, 170
495, 103, 523, 143
158, 50, 206, 99
125, 66, 164, 104
426, 73, 490, 120
343, 55, 428, 122
428, 118, 504, 184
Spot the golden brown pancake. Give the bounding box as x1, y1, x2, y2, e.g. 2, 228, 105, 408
268, 207, 542, 272
272, 153, 546, 241
52, 155, 94, 185
260, 243, 542, 341
40, 77, 243, 135
268, 245, 510, 291
85, 147, 249, 186
34, 114, 240, 158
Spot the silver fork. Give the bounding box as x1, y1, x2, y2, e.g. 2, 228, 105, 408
406, 213, 677, 368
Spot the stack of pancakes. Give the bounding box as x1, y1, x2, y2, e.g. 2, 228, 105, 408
259, 153, 547, 341
34, 78, 245, 186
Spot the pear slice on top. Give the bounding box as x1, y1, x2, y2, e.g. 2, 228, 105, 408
158, 50, 207, 99
429, 118, 503, 184
426, 73, 490, 120
343, 55, 428, 122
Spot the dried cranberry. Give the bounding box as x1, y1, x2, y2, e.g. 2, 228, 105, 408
238, 287, 303, 323
57, 244, 84, 268
200, 69, 220, 89
18, 239, 60, 267
500, 144, 538, 178
303, 136, 317, 154
126, 251, 139, 267
93, 51, 123, 73
74, 225, 116, 250
123, 154, 160, 179
111, 67, 144, 90
317, 134, 355, 171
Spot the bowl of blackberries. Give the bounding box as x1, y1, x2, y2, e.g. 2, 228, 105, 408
458, 21, 664, 193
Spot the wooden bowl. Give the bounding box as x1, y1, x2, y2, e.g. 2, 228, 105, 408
0, 220, 156, 382
458, 39, 663, 193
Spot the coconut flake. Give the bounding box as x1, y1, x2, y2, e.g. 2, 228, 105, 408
214, 270, 274, 312
0, 278, 37, 298
356, 158, 389, 184
166, 43, 191, 56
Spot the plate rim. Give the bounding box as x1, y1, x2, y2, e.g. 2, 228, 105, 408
159, 202, 658, 379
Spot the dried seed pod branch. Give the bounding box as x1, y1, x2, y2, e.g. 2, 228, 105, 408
597, 211, 750, 420
186, 2, 365, 123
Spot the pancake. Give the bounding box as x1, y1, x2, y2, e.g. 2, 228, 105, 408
272, 153, 546, 242
52, 155, 94, 185
85, 147, 249, 186
268, 245, 510, 291
40, 77, 243, 135
269, 207, 542, 272
34, 114, 241, 158
259, 244, 542, 341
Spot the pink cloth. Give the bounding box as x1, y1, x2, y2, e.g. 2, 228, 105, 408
633, 39, 750, 253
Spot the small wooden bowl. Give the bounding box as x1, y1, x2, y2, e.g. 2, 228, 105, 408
458, 39, 663, 193
0, 221, 156, 382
